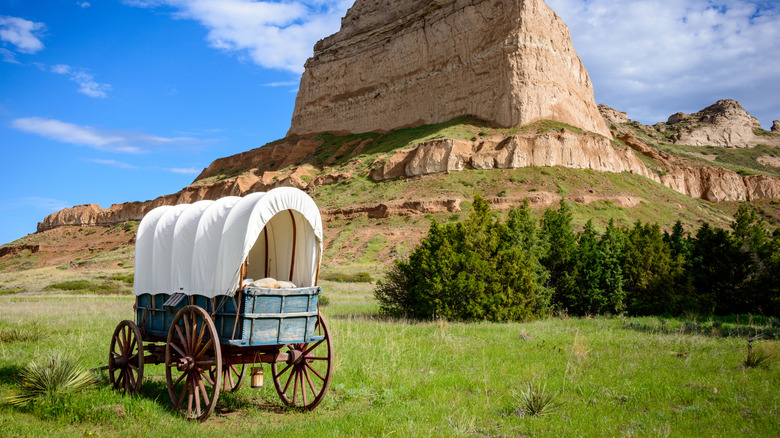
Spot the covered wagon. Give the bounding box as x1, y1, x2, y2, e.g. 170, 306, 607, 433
108, 187, 333, 421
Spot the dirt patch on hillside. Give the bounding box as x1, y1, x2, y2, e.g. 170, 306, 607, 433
758, 155, 780, 168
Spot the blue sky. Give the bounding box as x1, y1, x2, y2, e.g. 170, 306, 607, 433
1, 0, 779, 245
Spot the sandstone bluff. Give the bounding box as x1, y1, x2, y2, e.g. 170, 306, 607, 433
289, 0, 611, 138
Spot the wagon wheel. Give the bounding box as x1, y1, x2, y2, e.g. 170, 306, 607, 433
271, 312, 333, 410
108, 320, 144, 394
165, 305, 222, 422
209, 363, 247, 392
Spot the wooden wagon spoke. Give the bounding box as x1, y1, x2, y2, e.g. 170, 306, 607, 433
301, 339, 324, 356
127, 369, 136, 388
172, 370, 187, 388
182, 314, 192, 350
300, 368, 308, 406
226, 368, 235, 390
198, 368, 215, 387
194, 338, 213, 360
178, 374, 191, 408
292, 368, 300, 405
174, 325, 188, 354
169, 341, 187, 359
305, 362, 325, 381
274, 362, 292, 378
196, 320, 206, 352
303, 366, 316, 396
282, 367, 295, 393
187, 381, 194, 415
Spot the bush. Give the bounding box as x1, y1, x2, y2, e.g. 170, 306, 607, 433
377, 198, 780, 320
375, 196, 549, 321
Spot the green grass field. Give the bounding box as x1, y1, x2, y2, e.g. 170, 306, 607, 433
1, 278, 778, 437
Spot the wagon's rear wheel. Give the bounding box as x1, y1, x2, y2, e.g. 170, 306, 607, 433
108, 320, 144, 394
165, 305, 222, 422
271, 312, 333, 410
210, 363, 247, 392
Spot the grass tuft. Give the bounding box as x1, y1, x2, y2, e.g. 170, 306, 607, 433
0, 323, 46, 343
744, 336, 777, 368
513, 381, 563, 417
6, 353, 96, 407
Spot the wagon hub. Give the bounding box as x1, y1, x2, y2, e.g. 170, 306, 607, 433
112, 355, 128, 369
287, 348, 304, 365
177, 356, 195, 371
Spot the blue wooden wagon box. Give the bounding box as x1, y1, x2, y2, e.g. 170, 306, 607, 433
135, 286, 323, 346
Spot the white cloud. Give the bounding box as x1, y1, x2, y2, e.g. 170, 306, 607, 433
11, 117, 200, 153
77, 1, 92, 7
87, 158, 138, 169
0, 16, 45, 54
50, 64, 111, 98
263, 80, 299, 87
546, 0, 780, 126
167, 167, 201, 174
0, 47, 19, 63
123, 0, 353, 73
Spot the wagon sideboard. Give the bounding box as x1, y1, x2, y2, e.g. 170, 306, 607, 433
135, 286, 323, 346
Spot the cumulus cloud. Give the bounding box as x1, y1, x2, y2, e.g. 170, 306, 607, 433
123, 0, 352, 73
77, 1, 92, 7
50, 64, 112, 98
87, 158, 138, 169
546, 0, 780, 126
11, 117, 200, 153
0, 16, 45, 54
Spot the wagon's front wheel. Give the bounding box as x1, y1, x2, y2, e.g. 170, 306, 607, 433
271, 312, 333, 409
108, 320, 144, 394
165, 305, 222, 422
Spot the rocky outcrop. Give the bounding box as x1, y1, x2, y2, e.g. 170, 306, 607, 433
322, 198, 462, 220
290, 0, 610, 138
370, 129, 652, 181
0, 244, 41, 257
194, 138, 322, 182
663, 99, 763, 147
598, 104, 631, 127
772, 121, 780, 133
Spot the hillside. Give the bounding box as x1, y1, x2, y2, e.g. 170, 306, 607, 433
3, 111, 780, 281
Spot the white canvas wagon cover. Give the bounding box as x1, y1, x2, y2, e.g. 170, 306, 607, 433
133, 187, 323, 297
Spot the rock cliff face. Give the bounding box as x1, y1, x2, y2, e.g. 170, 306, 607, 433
369, 130, 651, 181
664, 99, 764, 147
289, 0, 610, 138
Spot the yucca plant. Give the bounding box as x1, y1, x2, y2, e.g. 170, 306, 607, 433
6, 353, 96, 407
744, 336, 776, 368
514, 381, 563, 417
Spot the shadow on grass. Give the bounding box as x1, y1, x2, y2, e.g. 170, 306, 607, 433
116, 374, 296, 418
622, 316, 780, 339
0, 364, 23, 385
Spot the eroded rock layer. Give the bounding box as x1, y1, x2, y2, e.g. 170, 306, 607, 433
289, 0, 610, 137
37, 128, 780, 232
